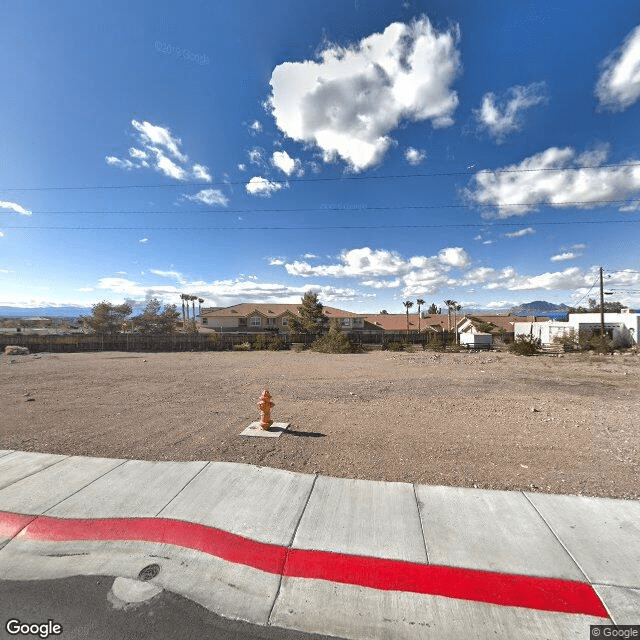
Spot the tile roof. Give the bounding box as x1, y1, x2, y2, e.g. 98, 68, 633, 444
361, 313, 449, 332
201, 303, 363, 318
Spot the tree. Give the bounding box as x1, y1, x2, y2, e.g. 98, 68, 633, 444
403, 300, 414, 336
427, 302, 439, 315
133, 298, 181, 334
453, 303, 462, 344
311, 318, 360, 353
416, 298, 425, 333
294, 292, 328, 337
443, 299, 456, 337
80, 301, 132, 334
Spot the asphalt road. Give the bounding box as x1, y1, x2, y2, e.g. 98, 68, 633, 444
0, 576, 344, 640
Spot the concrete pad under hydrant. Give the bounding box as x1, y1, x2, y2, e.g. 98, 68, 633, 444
240, 422, 290, 437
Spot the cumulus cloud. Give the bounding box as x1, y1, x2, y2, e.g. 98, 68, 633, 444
596, 24, 640, 111
271, 150, 303, 176
238, 163, 247, 171
248, 147, 264, 165
0, 231, 5, 238
95, 275, 363, 306
185, 188, 229, 206
139, 238, 149, 244
504, 227, 535, 238
550, 252, 578, 262
106, 120, 213, 183
474, 82, 548, 142
466, 145, 640, 217
269, 258, 285, 266
404, 147, 426, 166
268, 16, 461, 172
0, 200, 32, 216
248, 120, 263, 134
438, 247, 470, 267
245, 176, 286, 197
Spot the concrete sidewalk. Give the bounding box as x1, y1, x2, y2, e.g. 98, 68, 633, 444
0, 449, 638, 638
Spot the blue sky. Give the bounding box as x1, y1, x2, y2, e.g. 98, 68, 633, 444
2, 0, 640, 313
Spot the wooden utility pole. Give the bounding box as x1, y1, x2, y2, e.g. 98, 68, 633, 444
599, 267, 605, 336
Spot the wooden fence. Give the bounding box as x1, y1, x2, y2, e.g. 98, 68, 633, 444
0, 330, 449, 354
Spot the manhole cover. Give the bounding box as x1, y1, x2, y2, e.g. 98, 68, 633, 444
138, 564, 160, 581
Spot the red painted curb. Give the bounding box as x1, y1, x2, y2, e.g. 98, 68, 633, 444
1, 511, 608, 618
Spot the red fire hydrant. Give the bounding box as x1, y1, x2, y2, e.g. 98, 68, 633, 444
258, 390, 274, 430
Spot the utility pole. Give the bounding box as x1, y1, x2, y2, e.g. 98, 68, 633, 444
599, 266, 605, 336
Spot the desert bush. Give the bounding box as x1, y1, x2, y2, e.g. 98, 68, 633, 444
426, 335, 445, 351
206, 333, 221, 349
579, 331, 614, 354
251, 334, 269, 350
385, 341, 405, 351
552, 329, 578, 352
234, 341, 252, 351
292, 343, 305, 352
311, 319, 362, 353
267, 335, 285, 351
509, 335, 541, 356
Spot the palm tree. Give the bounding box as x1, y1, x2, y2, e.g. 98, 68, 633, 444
453, 303, 462, 344
416, 298, 425, 333
180, 294, 187, 326
444, 299, 456, 344
190, 295, 197, 321
198, 298, 204, 317
403, 300, 414, 337
185, 294, 190, 323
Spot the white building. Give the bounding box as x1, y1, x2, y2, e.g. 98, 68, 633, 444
514, 309, 639, 347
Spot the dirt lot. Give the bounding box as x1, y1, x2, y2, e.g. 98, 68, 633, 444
1, 349, 639, 500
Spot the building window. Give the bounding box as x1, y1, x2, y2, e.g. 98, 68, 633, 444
266, 317, 276, 326
202, 318, 208, 325
281, 317, 288, 326
238, 318, 247, 327
340, 318, 351, 327
251, 316, 261, 327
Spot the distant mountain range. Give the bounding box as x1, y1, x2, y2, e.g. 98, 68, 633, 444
1, 300, 572, 320
0, 306, 92, 318
509, 301, 569, 319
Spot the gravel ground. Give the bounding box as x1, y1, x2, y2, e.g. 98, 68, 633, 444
1, 349, 639, 500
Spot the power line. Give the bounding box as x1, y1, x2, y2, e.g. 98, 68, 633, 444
2, 161, 640, 192
22, 198, 640, 214
5, 219, 640, 231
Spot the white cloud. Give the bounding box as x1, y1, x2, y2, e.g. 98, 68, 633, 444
404, 147, 426, 166
95, 275, 363, 306
0, 231, 5, 238
191, 164, 212, 182
0, 200, 32, 216
302, 253, 318, 259
139, 238, 149, 244
149, 269, 186, 283
467, 145, 640, 217
596, 24, 640, 111
105, 156, 134, 170
474, 82, 548, 142
245, 176, 286, 197
107, 120, 213, 183
361, 278, 401, 289
571, 243, 587, 250
269, 258, 285, 266
185, 188, 229, 206
249, 120, 263, 134
271, 150, 301, 176
438, 247, 470, 267
504, 227, 535, 238
550, 252, 578, 262
268, 16, 461, 172
238, 163, 247, 171
131, 119, 187, 162
281, 246, 468, 298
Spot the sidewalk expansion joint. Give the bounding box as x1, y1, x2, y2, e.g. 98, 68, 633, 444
521, 491, 592, 584
154, 461, 210, 518
267, 472, 319, 627
1, 455, 70, 491
412, 483, 430, 564
42, 459, 129, 517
